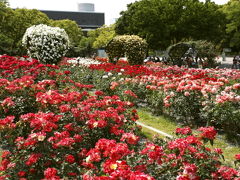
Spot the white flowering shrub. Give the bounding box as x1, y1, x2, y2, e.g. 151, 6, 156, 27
22, 24, 70, 64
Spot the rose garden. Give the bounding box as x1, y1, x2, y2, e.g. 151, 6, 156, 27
1, 1, 240, 180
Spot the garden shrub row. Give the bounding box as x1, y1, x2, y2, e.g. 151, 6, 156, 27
70, 61, 240, 144
0, 55, 239, 179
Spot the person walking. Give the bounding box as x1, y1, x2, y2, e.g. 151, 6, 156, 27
236, 55, 240, 69
232, 55, 239, 69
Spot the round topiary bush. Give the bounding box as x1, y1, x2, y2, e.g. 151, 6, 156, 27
106, 35, 147, 65
22, 24, 70, 64
125, 35, 148, 65
105, 36, 125, 64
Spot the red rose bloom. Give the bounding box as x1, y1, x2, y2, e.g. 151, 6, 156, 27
235, 154, 240, 160
18, 171, 26, 177
44, 167, 58, 178
197, 126, 217, 140
176, 127, 192, 135
65, 154, 75, 164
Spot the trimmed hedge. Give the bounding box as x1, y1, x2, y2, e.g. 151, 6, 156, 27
106, 35, 147, 65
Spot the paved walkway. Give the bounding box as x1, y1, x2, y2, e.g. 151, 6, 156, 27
218, 57, 236, 69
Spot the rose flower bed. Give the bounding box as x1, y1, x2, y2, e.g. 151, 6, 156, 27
0, 55, 240, 179
73, 62, 240, 143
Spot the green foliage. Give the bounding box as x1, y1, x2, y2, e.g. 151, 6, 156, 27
115, 0, 225, 50
167, 91, 204, 127
221, 0, 240, 51
50, 19, 83, 57
92, 25, 116, 49
106, 35, 148, 65
0, 2, 17, 55
76, 25, 116, 57
125, 35, 148, 65
202, 98, 240, 145
0, 4, 51, 55
192, 40, 219, 68
0, 6, 84, 57
78, 36, 95, 57
12, 8, 50, 55
105, 36, 125, 64
76, 29, 98, 57
167, 40, 219, 68
167, 42, 190, 66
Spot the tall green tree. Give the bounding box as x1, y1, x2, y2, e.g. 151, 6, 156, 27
85, 25, 116, 49
92, 25, 116, 49
50, 19, 83, 47
77, 25, 116, 57
0, 2, 15, 54
50, 19, 83, 56
221, 0, 240, 52
115, 0, 225, 50
12, 8, 50, 55
0, 5, 50, 55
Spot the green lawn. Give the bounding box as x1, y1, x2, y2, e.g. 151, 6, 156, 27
137, 108, 240, 166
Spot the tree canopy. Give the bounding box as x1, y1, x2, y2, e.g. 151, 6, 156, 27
85, 25, 116, 49
92, 25, 116, 49
50, 19, 84, 57
0, 3, 85, 57
0, 2, 15, 54
221, 0, 240, 52
115, 0, 225, 51
50, 19, 83, 47
0, 3, 51, 55
76, 25, 116, 57
12, 8, 50, 54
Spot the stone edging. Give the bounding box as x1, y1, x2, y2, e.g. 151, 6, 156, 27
136, 121, 173, 138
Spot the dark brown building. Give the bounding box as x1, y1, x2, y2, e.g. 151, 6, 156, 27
40, 10, 105, 32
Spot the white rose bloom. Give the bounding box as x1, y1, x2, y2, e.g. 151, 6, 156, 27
102, 75, 108, 79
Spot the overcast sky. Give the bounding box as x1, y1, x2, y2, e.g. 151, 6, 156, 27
8, 0, 229, 25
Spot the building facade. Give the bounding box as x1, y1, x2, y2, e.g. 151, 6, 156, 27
40, 3, 104, 33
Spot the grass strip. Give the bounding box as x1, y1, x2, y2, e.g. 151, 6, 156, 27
137, 108, 240, 165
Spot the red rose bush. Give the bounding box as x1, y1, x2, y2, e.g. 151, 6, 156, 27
0, 56, 239, 179
85, 62, 240, 143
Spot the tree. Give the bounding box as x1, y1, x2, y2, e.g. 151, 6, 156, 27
115, 0, 225, 51
192, 40, 218, 68
78, 36, 94, 57
0, 5, 51, 55
50, 19, 83, 57
221, 0, 240, 52
50, 19, 83, 47
12, 8, 50, 55
0, 2, 15, 54
84, 25, 116, 49
0, 0, 8, 5
167, 40, 218, 68
76, 25, 116, 57
92, 25, 116, 49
